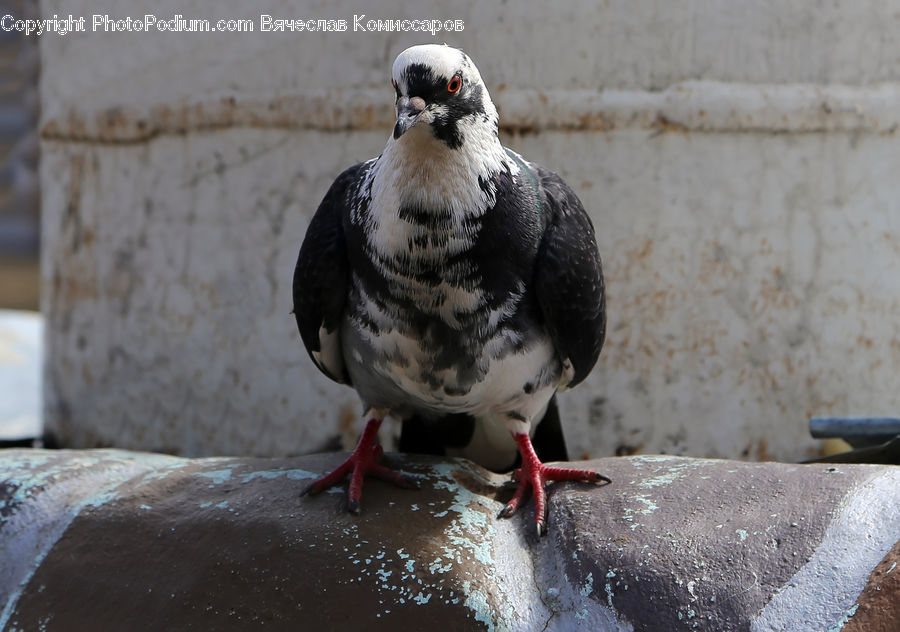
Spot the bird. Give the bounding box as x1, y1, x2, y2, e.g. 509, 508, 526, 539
293, 44, 609, 536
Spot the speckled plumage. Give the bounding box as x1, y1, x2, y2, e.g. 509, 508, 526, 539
294, 46, 608, 526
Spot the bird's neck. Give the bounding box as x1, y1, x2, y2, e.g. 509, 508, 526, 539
374, 123, 510, 216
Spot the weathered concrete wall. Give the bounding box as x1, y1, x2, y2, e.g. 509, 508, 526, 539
40, 0, 900, 459
1, 449, 898, 631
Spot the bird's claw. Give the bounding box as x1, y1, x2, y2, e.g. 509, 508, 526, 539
497, 503, 516, 519
301, 418, 417, 514
497, 433, 611, 536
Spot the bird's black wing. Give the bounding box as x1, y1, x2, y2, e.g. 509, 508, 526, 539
532, 165, 606, 388
529, 394, 570, 462
292, 164, 364, 385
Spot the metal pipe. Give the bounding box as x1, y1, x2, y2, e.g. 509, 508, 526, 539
809, 417, 900, 438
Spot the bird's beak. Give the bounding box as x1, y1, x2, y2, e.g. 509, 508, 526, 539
393, 96, 426, 139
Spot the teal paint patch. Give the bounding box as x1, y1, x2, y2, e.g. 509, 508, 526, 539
0, 451, 55, 474
464, 585, 509, 632
581, 572, 594, 597
375, 568, 392, 584
431, 462, 498, 568
1, 450, 180, 520
629, 455, 682, 466
637, 459, 704, 489
826, 604, 859, 632
429, 557, 453, 574
239, 468, 318, 483
427, 461, 526, 632
623, 494, 659, 530
196, 468, 234, 485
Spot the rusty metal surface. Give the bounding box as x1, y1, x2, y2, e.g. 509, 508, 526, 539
1, 449, 898, 631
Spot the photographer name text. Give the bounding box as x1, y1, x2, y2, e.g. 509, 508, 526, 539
1, 13, 465, 36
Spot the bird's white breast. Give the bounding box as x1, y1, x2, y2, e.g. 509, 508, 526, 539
343, 118, 559, 423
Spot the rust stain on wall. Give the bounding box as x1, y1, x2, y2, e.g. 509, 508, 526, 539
61, 154, 84, 252
41, 93, 399, 145
41, 83, 900, 145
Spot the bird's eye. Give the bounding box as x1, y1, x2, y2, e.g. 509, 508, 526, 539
447, 76, 462, 94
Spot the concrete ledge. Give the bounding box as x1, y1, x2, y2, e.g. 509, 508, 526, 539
1, 449, 897, 631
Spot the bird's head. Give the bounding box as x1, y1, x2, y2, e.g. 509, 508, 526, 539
390, 44, 499, 150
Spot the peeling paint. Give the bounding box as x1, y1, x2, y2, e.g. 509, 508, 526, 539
431, 462, 499, 568
826, 604, 859, 632
3, 450, 898, 630
581, 572, 594, 597
430, 462, 506, 628
637, 460, 704, 489
196, 468, 233, 485
463, 586, 503, 632
239, 468, 319, 483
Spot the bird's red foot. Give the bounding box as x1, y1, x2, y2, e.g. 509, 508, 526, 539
301, 417, 417, 513
498, 432, 611, 536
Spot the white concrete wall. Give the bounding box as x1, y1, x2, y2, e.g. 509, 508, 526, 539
40, 0, 900, 460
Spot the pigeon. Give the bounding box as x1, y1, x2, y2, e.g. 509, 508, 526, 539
293, 44, 609, 535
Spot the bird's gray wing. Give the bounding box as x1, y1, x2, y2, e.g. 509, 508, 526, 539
532, 165, 606, 388
292, 164, 364, 385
